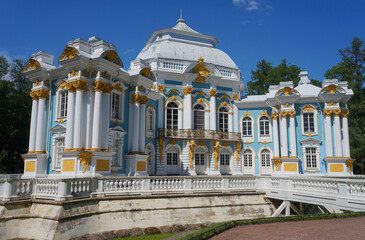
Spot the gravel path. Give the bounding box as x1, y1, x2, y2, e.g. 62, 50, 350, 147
211, 216, 365, 240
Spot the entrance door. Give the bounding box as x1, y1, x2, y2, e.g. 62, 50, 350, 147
166, 150, 180, 175
220, 148, 231, 175
260, 149, 272, 175
242, 149, 255, 175
194, 150, 207, 175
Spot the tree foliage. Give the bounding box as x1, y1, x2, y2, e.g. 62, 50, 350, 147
0, 57, 31, 173
247, 59, 301, 95
325, 37, 365, 174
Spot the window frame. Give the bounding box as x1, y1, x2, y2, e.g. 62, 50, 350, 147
165, 101, 179, 130
146, 106, 155, 137
257, 112, 272, 143
301, 143, 321, 171
300, 105, 318, 136
111, 91, 125, 123
219, 148, 231, 166
55, 89, 68, 121
218, 106, 229, 133
243, 149, 253, 167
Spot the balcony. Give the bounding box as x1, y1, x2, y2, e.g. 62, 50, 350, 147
157, 128, 241, 142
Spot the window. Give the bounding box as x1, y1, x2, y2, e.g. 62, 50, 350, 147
194, 104, 205, 130
146, 108, 155, 136
220, 149, 230, 166
305, 147, 317, 168
303, 112, 315, 133
242, 117, 252, 137
219, 107, 229, 132
194, 153, 205, 166
58, 90, 68, 118
261, 149, 271, 167
166, 102, 179, 129
54, 137, 65, 169
167, 152, 178, 165
243, 149, 253, 167
111, 139, 120, 166
259, 116, 270, 136
111, 92, 124, 122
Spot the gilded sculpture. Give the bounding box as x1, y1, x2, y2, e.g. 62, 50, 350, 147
140, 67, 154, 79
58, 47, 80, 61
101, 50, 123, 66
79, 152, 93, 173
213, 141, 220, 169
273, 159, 282, 171
158, 138, 164, 163
235, 142, 241, 164
193, 57, 212, 84
188, 140, 197, 169
276, 87, 298, 96
24, 59, 41, 72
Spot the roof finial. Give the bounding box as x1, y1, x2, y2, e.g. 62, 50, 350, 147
177, 8, 185, 23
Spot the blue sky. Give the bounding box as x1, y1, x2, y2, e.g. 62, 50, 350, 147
1, 0, 364, 85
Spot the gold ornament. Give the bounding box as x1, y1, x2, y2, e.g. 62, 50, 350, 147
72, 79, 88, 90
24, 59, 41, 71
346, 159, 354, 173
189, 140, 197, 169
280, 111, 288, 118
140, 68, 154, 79
103, 83, 114, 93
323, 109, 333, 116
157, 85, 165, 93
92, 80, 106, 92
158, 138, 164, 164
232, 93, 239, 100
35, 89, 49, 99
114, 83, 124, 92
276, 87, 298, 96
273, 159, 282, 171
58, 47, 80, 61
341, 109, 349, 118
209, 89, 218, 97
183, 86, 194, 95
321, 85, 342, 94
213, 141, 220, 169
303, 104, 314, 112
288, 110, 296, 118
271, 112, 279, 120
101, 71, 110, 79
79, 152, 93, 173
333, 108, 341, 116
235, 142, 241, 164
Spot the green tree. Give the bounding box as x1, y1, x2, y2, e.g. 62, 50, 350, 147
325, 37, 365, 174
0, 57, 31, 173
247, 59, 301, 95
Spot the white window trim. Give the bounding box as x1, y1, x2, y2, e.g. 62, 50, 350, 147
55, 89, 68, 121
258, 146, 273, 175
110, 90, 125, 123
300, 104, 318, 136
217, 104, 232, 133
146, 106, 156, 137
165, 100, 182, 130
109, 127, 126, 170
302, 142, 321, 172
257, 113, 272, 143
240, 113, 255, 143
51, 132, 66, 171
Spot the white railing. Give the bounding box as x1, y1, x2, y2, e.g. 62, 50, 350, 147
1, 175, 365, 211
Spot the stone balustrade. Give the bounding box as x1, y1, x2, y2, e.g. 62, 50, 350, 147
1, 175, 365, 211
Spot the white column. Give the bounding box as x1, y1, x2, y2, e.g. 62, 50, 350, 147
280, 112, 288, 157
35, 97, 46, 152
184, 91, 192, 129
128, 100, 134, 152
289, 113, 297, 157
272, 114, 280, 157
132, 100, 140, 152
342, 112, 350, 157
333, 112, 343, 157
139, 99, 147, 152
65, 88, 75, 150
228, 113, 233, 132
85, 92, 94, 150
210, 91, 217, 131
91, 90, 103, 150
28, 96, 38, 153
324, 112, 333, 157
234, 105, 239, 132
101, 92, 111, 150
73, 89, 84, 150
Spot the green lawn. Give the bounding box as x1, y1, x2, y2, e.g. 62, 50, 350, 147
114, 232, 176, 240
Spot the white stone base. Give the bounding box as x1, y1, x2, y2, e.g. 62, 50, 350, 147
326, 157, 352, 176
21, 153, 48, 179
280, 157, 300, 175
126, 153, 149, 176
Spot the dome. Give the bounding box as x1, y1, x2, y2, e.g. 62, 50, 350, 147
135, 19, 238, 70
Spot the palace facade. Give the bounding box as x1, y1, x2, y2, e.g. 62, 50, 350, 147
22, 19, 354, 178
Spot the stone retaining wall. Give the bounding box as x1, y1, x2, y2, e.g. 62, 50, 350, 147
0, 192, 274, 240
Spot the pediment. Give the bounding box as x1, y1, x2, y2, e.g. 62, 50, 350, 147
300, 137, 321, 145
50, 124, 66, 134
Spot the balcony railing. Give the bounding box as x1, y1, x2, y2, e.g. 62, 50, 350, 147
158, 128, 241, 141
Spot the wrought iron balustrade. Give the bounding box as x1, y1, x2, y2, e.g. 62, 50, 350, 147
158, 128, 241, 141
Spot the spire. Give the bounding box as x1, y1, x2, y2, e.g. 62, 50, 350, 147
298, 71, 311, 85
177, 8, 185, 23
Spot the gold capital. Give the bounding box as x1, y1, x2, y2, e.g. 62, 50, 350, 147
72, 79, 88, 90
209, 89, 217, 97
66, 81, 76, 92
183, 86, 194, 95
341, 109, 349, 118
140, 96, 149, 105
333, 108, 341, 116
288, 110, 296, 118
271, 112, 279, 120
130, 93, 143, 103
35, 89, 49, 99
103, 83, 114, 93
30, 90, 38, 100
92, 80, 106, 92
323, 109, 333, 116
232, 93, 239, 101
280, 111, 288, 118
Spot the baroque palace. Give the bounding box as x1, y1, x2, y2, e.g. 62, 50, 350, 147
22, 19, 354, 178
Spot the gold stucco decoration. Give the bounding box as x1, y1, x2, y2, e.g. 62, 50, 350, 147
101, 50, 122, 66
183, 86, 194, 95
333, 108, 341, 116
271, 112, 279, 120
79, 151, 93, 173
280, 111, 288, 118
157, 85, 165, 93
24, 59, 41, 72
341, 109, 349, 118
273, 159, 282, 171
81, 69, 89, 77
323, 109, 333, 116
158, 138, 164, 164
72, 79, 88, 90
189, 140, 197, 169
140, 68, 154, 79
259, 109, 269, 117
213, 141, 221, 169
130, 93, 143, 103
321, 85, 343, 94
235, 142, 241, 164
288, 110, 296, 118
70, 69, 79, 77
346, 159, 354, 173
103, 83, 114, 94
193, 57, 212, 84
303, 104, 314, 112
232, 93, 239, 100
92, 80, 106, 92
209, 89, 218, 97
101, 71, 110, 79
58, 47, 80, 62
114, 83, 124, 92
276, 87, 298, 96
35, 89, 49, 99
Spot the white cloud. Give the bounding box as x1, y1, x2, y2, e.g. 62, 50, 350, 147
246, 1, 259, 11
233, 0, 260, 11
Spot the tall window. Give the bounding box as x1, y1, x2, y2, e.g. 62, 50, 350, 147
261, 149, 271, 167
305, 147, 317, 168
58, 90, 68, 118
166, 102, 178, 129
111, 139, 120, 166
242, 117, 252, 136
219, 107, 229, 132
167, 152, 178, 165
194, 148, 205, 166
194, 104, 205, 130
259, 116, 270, 136
146, 108, 154, 133
54, 137, 65, 169
303, 112, 315, 133
220, 148, 230, 166
243, 149, 253, 167
111, 92, 124, 122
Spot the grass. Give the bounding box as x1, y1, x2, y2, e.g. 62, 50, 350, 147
178, 223, 225, 240
114, 232, 176, 240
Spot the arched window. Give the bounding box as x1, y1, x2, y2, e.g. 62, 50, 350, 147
166, 146, 179, 166
220, 148, 230, 166
261, 149, 271, 167
166, 102, 179, 129
146, 107, 155, 136
194, 104, 205, 130
218, 107, 229, 132
242, 117, 252, 136
194, 147, 205, 166
259, 116, 270, 136
58, 90, 68, 118
111, 91, 124, 122
243, 149, 253, 167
